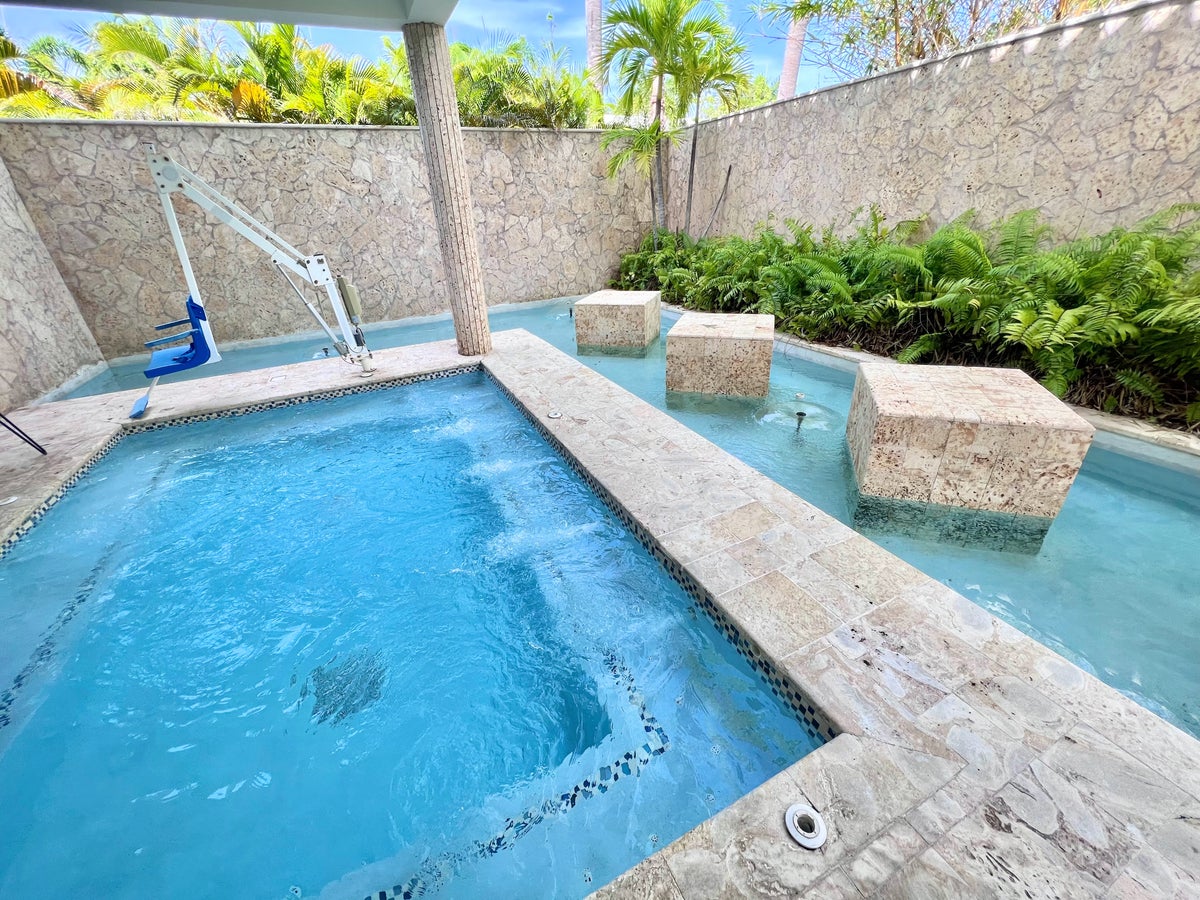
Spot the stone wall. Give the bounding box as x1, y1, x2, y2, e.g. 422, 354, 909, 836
669, 0, 1200, 239
0, 155, 101, 412
0, 122, 649, 358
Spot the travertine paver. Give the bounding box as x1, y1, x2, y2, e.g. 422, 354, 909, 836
574, 289, 661, 348
846, 362, 1095, 518
3, 329, 1198, 900
666, 312, 774, 397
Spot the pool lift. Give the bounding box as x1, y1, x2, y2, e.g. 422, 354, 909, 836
130, 143, 375, 418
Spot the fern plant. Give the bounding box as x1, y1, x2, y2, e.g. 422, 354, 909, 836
613, 203, 1200, 431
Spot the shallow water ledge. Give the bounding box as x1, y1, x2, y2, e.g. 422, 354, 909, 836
2, 329, 1198, 898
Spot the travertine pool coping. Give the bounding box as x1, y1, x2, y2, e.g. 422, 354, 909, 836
2, 329, 1198, 898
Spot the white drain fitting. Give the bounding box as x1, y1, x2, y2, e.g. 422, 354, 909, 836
785, 803, 827, 849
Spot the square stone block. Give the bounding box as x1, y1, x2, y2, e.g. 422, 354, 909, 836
574, 289, 660, 349
846, 363, 1095, 519
666, 312, 774, 397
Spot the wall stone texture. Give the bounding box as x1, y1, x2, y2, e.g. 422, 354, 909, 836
665, 312, 775, 397
669, 0, 1200, 240
846, 363, 1095, 519
0, 155, 101, 412
0, 122, 650, 358
574, 289, 661, 348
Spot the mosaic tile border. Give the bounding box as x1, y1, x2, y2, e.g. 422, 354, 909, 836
358, 651, 669, 900
123, 366, 481, 435
0, 540, 118, 731
484, 370, 838, 747
0, 429, 123, 561
0, 366, 480, 562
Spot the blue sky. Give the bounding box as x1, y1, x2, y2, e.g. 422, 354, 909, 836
0, 1, 829, 95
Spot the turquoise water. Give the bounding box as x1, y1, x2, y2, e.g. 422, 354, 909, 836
0, 373, 820, 898
64, 298, 1200, 739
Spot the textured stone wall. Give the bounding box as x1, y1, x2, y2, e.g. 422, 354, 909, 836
0, 155, 101, 412
0, 122, 649, 358
669, 0, 1200, 239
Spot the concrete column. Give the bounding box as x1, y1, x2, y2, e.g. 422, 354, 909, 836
402, 21, 492, 356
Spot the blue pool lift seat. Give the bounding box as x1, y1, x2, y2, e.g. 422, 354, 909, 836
144, 296, 218, 378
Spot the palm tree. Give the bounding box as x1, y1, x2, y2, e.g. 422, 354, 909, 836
600, 120, 680, 230
0, 30, 39, 99
678, 28, 749, 234
602, 0, 728, 231
227, 22, 308, 121
450, 36, 597, 128
586, 0, 605, 94
90, 17, 226, 115
451, 36, 538, 127
0, 15, 592, 129
1, 27, 225, 120
776, 12, 809, 99
522, 44, 601, 128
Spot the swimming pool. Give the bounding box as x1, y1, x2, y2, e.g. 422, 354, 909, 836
61, 298, 1200, 740
0, 373, 820, 898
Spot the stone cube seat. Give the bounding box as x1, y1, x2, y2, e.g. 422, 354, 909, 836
665, 312, 774, 397
846, 363, 1095, 520
574, 289, 660, 349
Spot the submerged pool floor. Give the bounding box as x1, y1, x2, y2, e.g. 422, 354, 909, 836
64, 299, 1200, 740
0, 373, 818, 899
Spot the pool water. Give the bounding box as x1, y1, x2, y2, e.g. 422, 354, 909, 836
0, 373, 820, 899
62, 298, 1200, 740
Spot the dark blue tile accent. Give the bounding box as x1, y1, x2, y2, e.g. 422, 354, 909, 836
360, 651, 669, 900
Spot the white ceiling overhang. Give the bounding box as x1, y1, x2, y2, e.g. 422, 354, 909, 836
20, 0, 460, 29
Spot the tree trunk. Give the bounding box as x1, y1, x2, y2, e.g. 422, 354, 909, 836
649, 169, 659, 250
403, 22, 492, 356
893, 0, 902, 67
777, 15, 810, 100
684, 93, 701, 235
586, 0, 604, 94
652, 73, 668, 232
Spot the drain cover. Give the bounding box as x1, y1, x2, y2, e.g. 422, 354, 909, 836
785, 803, 827, 849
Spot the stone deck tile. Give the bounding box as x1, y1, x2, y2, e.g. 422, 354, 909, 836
809, 535, 930, 606
719, 571, 838, 660
655, 734, 960, 900
1105, 804, 1200, 898
844, 819, 929, 896
476, 329, 1200, 899
4, 327, 1199, 899
588, 857, 683, 900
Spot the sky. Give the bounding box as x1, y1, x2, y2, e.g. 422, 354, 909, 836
0, 0, 830, 97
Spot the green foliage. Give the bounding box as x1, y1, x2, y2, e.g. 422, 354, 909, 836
601, 0, 749, 231
616, 205, 1200, 430
707, 73, 776, 115
764, 0, 1116, 80
0, 16, 601, 128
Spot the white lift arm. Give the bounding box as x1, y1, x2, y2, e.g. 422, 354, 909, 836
145, 143, 375, 373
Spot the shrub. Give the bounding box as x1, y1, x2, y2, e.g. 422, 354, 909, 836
614, 206, 1200, 431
